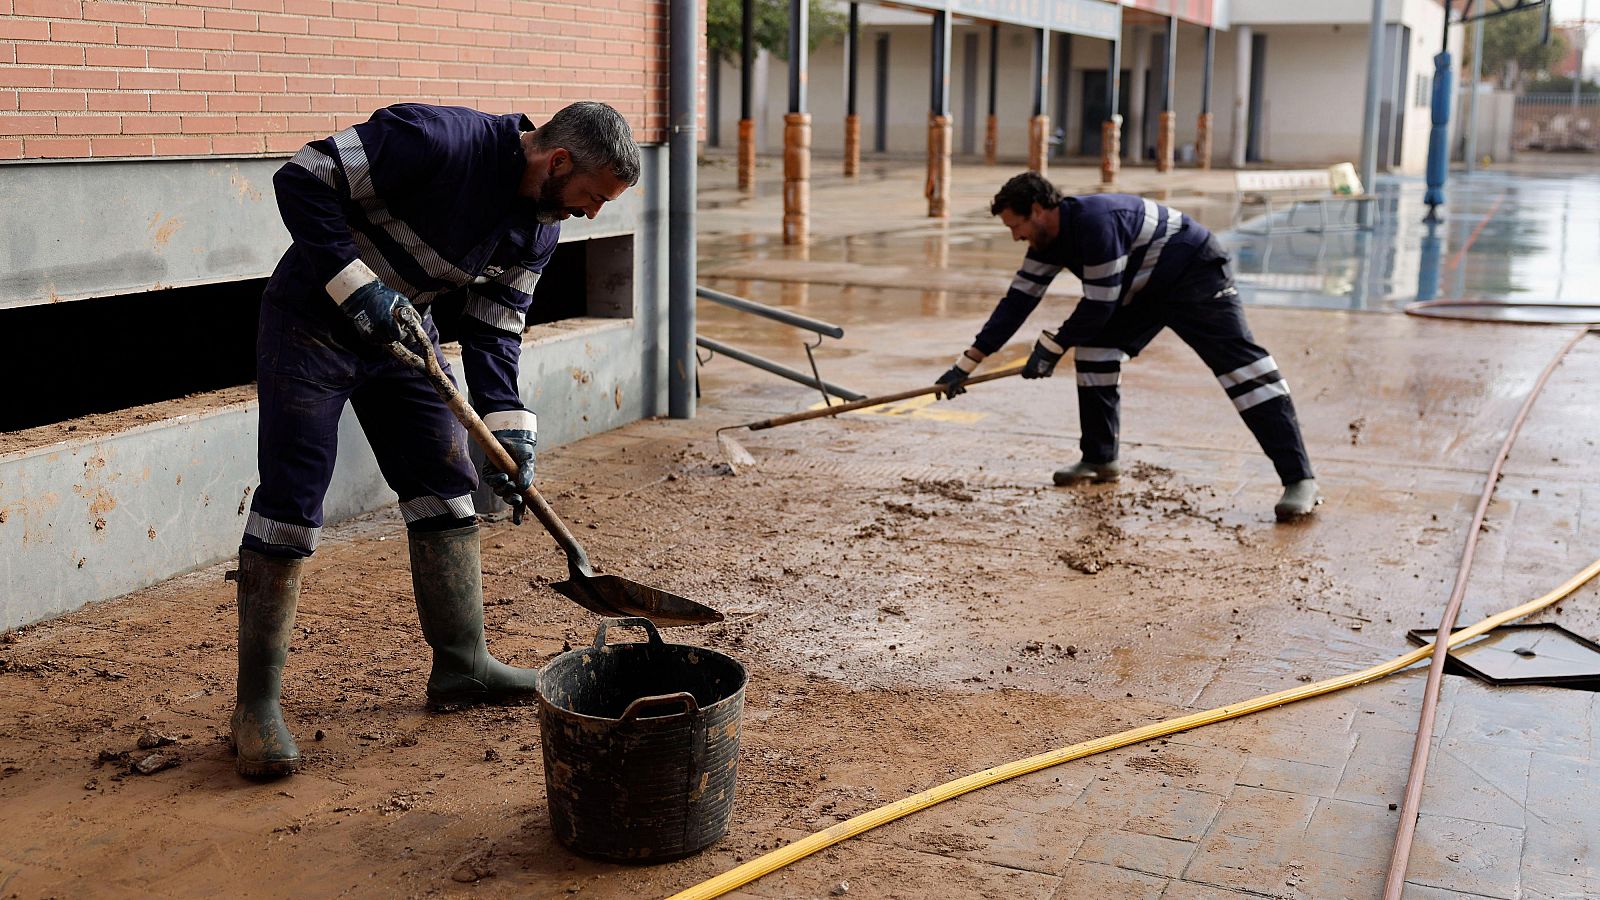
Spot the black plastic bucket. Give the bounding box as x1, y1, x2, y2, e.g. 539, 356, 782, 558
537, 617, 747, 862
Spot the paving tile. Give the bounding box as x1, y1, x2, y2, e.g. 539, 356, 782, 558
1281, 848, 1387, 900
1169, 720, 1356, 772
1073, 828, 1197, 879
1519, 868, 1600, 900
1401, 883, 1508, 899
1200, 785, 1318, 843
1522, 752, 1599, 878
1415, 738, 1530, 828
736, 827, 1060, 900
1049, 861, 1167, 899
1234, 754, 1343, 798
1302, 797, 1399, 861
1097, 741, 1249, 797
1178, 832, 1305, 897
1405, 813, 1525, 899
1069, 777, 1225, 843
1442, 681, 1592, 758
1158, 881, 1264, 900
867, 795, 1092, 876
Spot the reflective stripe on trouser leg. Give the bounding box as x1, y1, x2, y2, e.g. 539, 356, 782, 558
1216, 356, 1314, 484
1075, 347, 1126, 464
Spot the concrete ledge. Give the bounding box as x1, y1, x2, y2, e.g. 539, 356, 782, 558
0, 317, 646, 631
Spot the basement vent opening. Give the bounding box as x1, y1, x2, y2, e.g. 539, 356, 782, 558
1, 236, 630, 434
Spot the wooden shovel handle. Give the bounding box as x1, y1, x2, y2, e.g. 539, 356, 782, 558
747, 364, 1024, 431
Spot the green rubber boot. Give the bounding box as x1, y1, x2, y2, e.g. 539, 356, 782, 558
409, 524, 540, 708
230, 548, 304, 779
1052, 459, 1122, 486
1275, 478, 1321, 522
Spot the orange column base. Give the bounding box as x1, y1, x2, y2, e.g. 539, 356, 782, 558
1196, 112, 1214, 171
844, 114, 860, 178
926, 114, 952, 218
1027, 114, 1049, 174
737, 118, 755, 192
1100, 116, 1122, 185
984, 114, 997, 165
1156, 110, 1176, 173
783, 113, 811, 245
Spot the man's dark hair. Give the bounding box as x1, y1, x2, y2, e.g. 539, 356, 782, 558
990, 172, 1063, 217
532, 101, 642, 186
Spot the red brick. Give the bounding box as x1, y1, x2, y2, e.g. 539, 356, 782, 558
26, 136, 93, 156
211, 133, 265, 153
284, 0, 331, 14
375, 3, 416, 23
52, 68, 118, 89
259, 54, 310, 73
208, 93, 260, 112
258, 13, 309, 33
17, 44, 86, 66
235, 73, 286, 92
286, 113, 334, 132
309, 93, 354, 112
397, 60, 438, 77
237, 113, 288, 130
55, 113, 118, 133
90, 134, 152, 155
178, 30, 233, 50
151, 93, 206, 111
233, 33, 285, 53
415, 7, 455, 27
203, 9, 257, 30
15, 0, 82, 16
283, 75, 332, 93
116, 71, 175, 90
84, 46, 145, 66
232, 0, 283, 11
0, 114, 54, 134
116, 25, 180, 47
335, 77, 377, 94
330, 0, 377, 19
354, 58, 398, 76
265, 132, 304, 152
146, 48, 206, 68
122, 114, 181, 133
20, 90, 86, 111
282, 36, 332, 55
306, 57, 354, 75
145, 5, 203, 26
332, 38, 381, 56
261, 94, 308, 112
205, 52, 259, 71
352, 20, 396, 40
88, 90, 148, 110
82, 0, 142, 22
0, 139, 22, 158
0, 91, 14, 110
307, 18, 354, 36
153, 135, 210, 153
178, 71, 233, 91
0, 19, 50, 40
181, 114, 238, 133
394, 24, 436, 43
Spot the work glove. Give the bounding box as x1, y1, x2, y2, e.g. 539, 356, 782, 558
936, 346, 986, 399
484, 428, 537, 524
1021, 330, 1065, 380
339, 280, 416, 346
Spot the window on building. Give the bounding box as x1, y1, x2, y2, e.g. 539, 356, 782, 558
1416, 73, 1432, 108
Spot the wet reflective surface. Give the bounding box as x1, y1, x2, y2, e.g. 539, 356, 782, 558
1226, 170, 1600, 313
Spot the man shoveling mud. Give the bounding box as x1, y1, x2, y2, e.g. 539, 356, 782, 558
936, 172, 1319, 522
232, 102, 639, 778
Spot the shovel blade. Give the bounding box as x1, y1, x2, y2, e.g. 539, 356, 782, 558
716, 430, 757, 475
551, 572, 723, 627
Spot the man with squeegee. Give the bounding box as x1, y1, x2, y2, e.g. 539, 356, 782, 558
231, 101, 639, 778
936, 172, 1320, 523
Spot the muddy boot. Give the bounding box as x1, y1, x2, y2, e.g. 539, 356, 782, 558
409, 524, 540, 708
1275, 478, 1321, 522
1052, 459, 1122, 486
230, 548, 304, 779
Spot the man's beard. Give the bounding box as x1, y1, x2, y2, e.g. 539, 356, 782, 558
533, 170, 575, 225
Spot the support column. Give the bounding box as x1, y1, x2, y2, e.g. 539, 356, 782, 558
1197, 25, 1215, 169
737, 0, 755, 191
1102, 37, 1122, 184
783, 0, 809, 244
1127, 26, 1147, 162
1028, 28, 1050, 173
927, 10, 952, 218
844, 2, 860, 177
1157, 17, 1177, 173
1231, 24, 1252, 169
984, 24, 998, 165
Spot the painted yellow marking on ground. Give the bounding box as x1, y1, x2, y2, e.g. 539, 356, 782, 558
806, 393, 987, 424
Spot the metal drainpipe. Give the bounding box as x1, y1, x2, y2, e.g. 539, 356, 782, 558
668, 0, 697, 418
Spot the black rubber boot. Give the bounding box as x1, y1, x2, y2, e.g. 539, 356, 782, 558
230, 548, 304, 779
1052, 459, 1122, 486
409, 524, 540, 708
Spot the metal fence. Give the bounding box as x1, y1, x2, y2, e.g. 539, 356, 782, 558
1513, 92, 1600, 152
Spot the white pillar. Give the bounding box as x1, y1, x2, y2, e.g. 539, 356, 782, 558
1127, 26, 1148, 161
1230, 24, 1252, 168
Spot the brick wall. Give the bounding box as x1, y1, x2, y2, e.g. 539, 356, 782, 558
0, 0, 686, 160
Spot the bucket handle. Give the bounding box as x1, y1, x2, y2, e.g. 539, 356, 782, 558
619, 691, 700, 722
592, 616, 666, 652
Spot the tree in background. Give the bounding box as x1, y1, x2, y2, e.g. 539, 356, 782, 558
1469, 8, 1569, 90
706, 0, 847, 64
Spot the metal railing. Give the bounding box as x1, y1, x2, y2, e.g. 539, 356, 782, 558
695, 285, 865, 403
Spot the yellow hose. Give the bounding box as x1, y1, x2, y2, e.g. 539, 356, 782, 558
668, 557, 1600, 900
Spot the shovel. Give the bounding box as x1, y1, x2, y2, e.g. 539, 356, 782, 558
388, 306, 723, 627
716, 362, 1025, 470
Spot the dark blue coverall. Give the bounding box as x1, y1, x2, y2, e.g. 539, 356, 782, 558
245, 104, 557, 557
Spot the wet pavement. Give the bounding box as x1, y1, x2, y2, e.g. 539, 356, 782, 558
3, 157, 1600, 899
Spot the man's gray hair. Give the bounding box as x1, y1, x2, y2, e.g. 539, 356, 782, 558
532, 101, 641, 186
